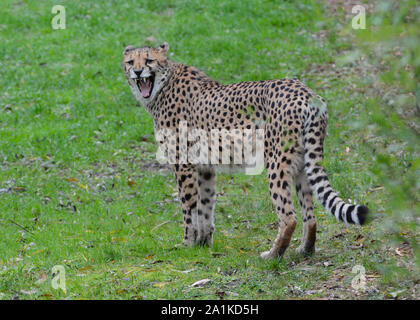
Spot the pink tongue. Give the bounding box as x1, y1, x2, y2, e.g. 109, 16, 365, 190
140, 81, 151, 97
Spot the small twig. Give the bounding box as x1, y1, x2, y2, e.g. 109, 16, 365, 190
151, 220, 172, 231
368, 186, 385, 192
170, 268, 197, 274
8, 219, 35, 235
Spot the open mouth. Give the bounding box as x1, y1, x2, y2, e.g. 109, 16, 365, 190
135, 73, 155, 98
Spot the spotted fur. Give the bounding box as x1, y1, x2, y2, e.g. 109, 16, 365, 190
122, 43, 369, 259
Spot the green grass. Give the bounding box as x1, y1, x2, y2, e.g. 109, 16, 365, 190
0, 0, 417, 300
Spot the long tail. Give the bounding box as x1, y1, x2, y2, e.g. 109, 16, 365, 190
303, 97, 369, 225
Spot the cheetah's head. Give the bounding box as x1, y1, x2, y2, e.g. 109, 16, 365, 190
122, 42, 171, 105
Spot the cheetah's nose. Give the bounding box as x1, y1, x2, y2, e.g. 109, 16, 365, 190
134, 69, 143, 77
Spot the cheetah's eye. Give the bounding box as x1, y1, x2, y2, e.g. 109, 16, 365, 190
146, 59, 155, 65
126, 59, 134, 66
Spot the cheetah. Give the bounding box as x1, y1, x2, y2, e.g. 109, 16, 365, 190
122, 42, 369, 259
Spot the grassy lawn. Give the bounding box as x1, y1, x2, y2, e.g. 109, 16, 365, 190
0, 0, 418, 299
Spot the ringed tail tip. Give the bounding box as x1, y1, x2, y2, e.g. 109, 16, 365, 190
357, 205, 369, 225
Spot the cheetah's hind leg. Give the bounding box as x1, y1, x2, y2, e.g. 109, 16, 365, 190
295, 170, 316, 256
260, 161, 297, 259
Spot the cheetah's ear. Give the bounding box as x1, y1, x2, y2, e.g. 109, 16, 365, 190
123, 45, 136, 55
158, 42, 169, 54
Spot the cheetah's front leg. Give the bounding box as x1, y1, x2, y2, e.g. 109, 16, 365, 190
196, 168, 216, 246
173, 164, 199, 246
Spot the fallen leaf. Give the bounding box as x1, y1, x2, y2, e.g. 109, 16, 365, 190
153, 282, 168, 288
146, 36, 157, 42
241, 185, 248, 196
387, 289, 405, 298
112, 237, 127, 243
20, 289, 37, 295
171, 268, 196, 274
79, 265, 93, 272
35, 272, 47, 284
355, 235, 366, 246
395, 248, 404, 256
77, 183, 87, 190
191, 279, 211, 287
